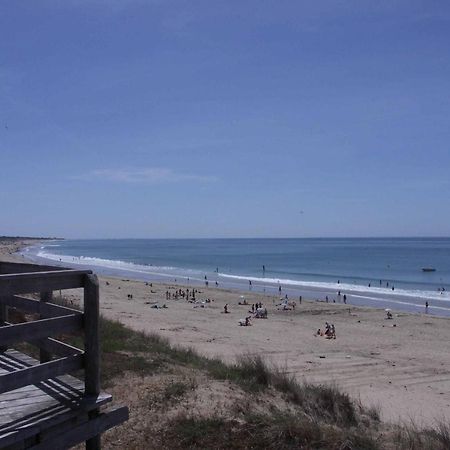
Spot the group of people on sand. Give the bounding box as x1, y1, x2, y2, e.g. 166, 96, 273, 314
276, 296, 296, 311
250, 302, 263, 312
227, 299, 268, 326
316, 322, 336, 339
148, 286, 213, 310
165, 288, 200, 301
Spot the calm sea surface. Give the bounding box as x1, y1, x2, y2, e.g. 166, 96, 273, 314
22, 238, 450, 316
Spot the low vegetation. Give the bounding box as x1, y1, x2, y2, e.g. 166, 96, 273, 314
68, 316, 448, 449
14, 298, 450, 449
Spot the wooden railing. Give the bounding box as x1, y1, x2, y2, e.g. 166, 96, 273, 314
0, 263, 103, 449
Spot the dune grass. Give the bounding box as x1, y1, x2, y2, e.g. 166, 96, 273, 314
164, 412, 380, 450
32, 298, 450, 449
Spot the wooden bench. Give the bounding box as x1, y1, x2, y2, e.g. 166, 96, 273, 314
0, 262, 129, 449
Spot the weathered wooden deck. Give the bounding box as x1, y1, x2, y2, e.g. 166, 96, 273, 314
0, 262, 128, 449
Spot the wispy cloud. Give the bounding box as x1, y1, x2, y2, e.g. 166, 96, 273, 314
74, 168, 217, 184
43, 0, 165, 13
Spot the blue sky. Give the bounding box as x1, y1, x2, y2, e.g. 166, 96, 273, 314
1, 0, 449, 238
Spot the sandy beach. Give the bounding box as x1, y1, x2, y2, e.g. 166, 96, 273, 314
2, 240, 450, 427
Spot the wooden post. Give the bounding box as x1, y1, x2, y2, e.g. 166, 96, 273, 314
0, 299, 8, 352
84, 274, 101, 450
40, 291, 53, 362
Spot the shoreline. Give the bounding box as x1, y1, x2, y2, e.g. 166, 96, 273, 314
19, 240, 450, 318
2, 239, 450, 426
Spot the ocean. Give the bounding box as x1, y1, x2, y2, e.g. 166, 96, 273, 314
22, 238, 450, 316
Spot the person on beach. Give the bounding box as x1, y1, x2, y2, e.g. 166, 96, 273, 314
299, 295, 302, 304
425, 301, 429, 312
224, 304, 229, 314
343, 294, 347, 304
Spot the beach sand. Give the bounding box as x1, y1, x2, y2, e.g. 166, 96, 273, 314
2, 240, 450, 427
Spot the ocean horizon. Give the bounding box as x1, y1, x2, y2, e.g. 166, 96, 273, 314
22, 237, 450, 317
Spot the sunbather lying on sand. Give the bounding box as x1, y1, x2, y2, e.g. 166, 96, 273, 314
239, 316, 252, 326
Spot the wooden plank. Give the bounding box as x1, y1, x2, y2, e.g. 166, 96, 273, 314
0, 294, 40, 314
84, 275, 100, 397
29, 337, 83, 358
0, 262, 66, 275
0, 296, 7, 353
84, 274, 100, 450
86, 410, 101, 450
29, 406, 129, 450
0, 270, 91, 296
0, 295, 82, 318
0, 302, 7, 326
0, 354, 84, 394
0, 392, 112, 447
0, 315, 83, 348
0, 349, 37, 369
39, 291, 53, 363
38, 410, 90, 444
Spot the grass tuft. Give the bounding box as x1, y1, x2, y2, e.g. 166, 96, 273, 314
164, 411, 381, 450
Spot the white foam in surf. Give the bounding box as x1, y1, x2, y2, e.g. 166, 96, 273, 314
350, 294, 450, 312
35, 250, 202, 281
219, 273, 450, 302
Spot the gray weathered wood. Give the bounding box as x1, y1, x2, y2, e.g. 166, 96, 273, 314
0, 261, 65, 275
31, 406, 129, 450
0, 303, 7, 326
0, 294, 82, 317
0, 351, 113, 448
0, 297, 7, 353
84, 274, 101, 450
86, 410, 101, 450
0, 314, 83, 348
0, 265, 129, 449
0, 354, 84, 394
84, 274, 100, 398
0, 270, 91, 296
31, 337, 84, 358
40, 291, 53, 363
2, 322, 83, 357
